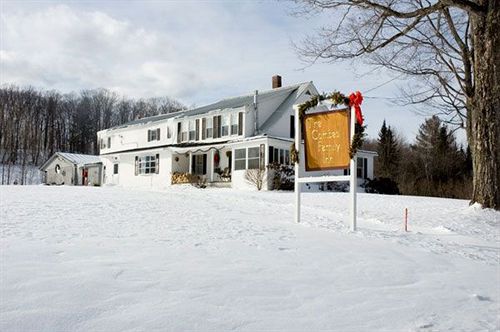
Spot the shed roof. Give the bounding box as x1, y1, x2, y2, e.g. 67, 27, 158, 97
40, 152, 102, 171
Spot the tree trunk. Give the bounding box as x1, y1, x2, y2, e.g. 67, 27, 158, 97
469, 0, 500, 209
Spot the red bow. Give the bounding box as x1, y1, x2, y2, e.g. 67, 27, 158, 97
349, 91, 364, 125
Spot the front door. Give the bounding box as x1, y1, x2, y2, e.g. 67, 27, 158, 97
191, 154, 207, 175
82, 169, 88, 185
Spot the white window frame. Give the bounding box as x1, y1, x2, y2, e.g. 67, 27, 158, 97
189, 119, 196, 141
181, 122, 188, 142
138, 155, 157, 174
230, 113, 238, 136
221, 114, 230, 137
205, 117, 213, 139
234, 148, 246, 170
247, 147, 260, 169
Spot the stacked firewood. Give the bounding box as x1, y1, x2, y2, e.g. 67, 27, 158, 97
171, 172, 199, 184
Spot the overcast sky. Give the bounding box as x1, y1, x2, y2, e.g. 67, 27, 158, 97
0, 0, 466, 143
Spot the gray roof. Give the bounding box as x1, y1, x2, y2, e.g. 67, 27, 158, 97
40, 152, 101, 170
106, 82, 312, 131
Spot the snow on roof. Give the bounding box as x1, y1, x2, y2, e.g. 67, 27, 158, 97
57, 152, 101, 165
105, 82, 313, 131
40, 152, 101, 170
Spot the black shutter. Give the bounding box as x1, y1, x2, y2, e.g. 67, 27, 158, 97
269, 146, 274, 163
238, 112, 243, 135
157, 128, 160, 141
290, 115, 295, 138
202, 118, 206, 139
364, 158, 368, 179
147, 130, 150, 142
203, 154, 207, 175
196, 119, 200, 141
218, 115, 222, 137
177, 123, 181, 143
155, 154, 160, 174
191, 155, 196, 174
135, 156, 139, 175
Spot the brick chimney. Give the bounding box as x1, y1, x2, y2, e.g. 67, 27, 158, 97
272, 75, 282, 89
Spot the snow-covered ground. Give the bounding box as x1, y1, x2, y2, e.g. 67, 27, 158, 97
1, 185, 499, 331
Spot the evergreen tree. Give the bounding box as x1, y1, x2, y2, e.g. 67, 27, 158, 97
376, 120, 400, 180
413, 116, 464, 186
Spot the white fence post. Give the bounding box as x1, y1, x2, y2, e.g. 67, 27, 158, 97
349, 106, 357, 231
294, 105, 301, 223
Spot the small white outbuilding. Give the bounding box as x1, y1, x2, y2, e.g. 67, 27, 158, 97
40, 152, 103, 186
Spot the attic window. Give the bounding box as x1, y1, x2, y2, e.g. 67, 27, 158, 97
55, 164, 61, 174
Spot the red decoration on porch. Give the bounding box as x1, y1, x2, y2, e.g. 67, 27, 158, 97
214, 151, 220, 166
349, 91, 364, 125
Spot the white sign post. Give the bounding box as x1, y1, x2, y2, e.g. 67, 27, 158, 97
294, 104, 357, 231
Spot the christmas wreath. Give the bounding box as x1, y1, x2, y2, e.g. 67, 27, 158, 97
290, 91, 366, 163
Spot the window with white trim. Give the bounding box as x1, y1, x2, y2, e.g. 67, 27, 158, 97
221, 114, 230, 137
230, 113, 238, 135
189, 119, 196, 141
247, 147, 260, 169
205, 117, 213, 139
268, 146, 291, 165
234, 148, 246, 170
181, 122, 188, 142
138, 155, 157, 174
147, 128, 160, 142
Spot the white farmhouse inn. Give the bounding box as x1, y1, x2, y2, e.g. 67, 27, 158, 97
93, 76, 376, 190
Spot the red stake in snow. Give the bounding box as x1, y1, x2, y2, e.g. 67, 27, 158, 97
404, 208, 408, 232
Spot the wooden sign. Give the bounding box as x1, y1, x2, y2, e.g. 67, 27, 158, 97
303, 109, 350, 171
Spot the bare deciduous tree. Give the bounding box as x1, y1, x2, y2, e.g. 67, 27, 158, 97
292, 0, 499, 209
245, 169, 266, 191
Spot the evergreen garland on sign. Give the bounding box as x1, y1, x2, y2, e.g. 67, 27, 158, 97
291, 91, 366, 164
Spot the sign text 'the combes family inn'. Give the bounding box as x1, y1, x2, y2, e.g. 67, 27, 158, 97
303, 109, 350, 171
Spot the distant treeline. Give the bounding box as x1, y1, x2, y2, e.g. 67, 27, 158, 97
0, 85, 185, 184
363, 116, 472, 199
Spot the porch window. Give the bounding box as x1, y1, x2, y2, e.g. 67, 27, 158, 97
138, 155, 157, 174
357, 157, 368, 179
234, 149, 246, 170
247, 147, 260, 169
230, 113, 238, 135
221, 114, 230, 136
189, 120, 196, 141
269, 146, 291, 165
